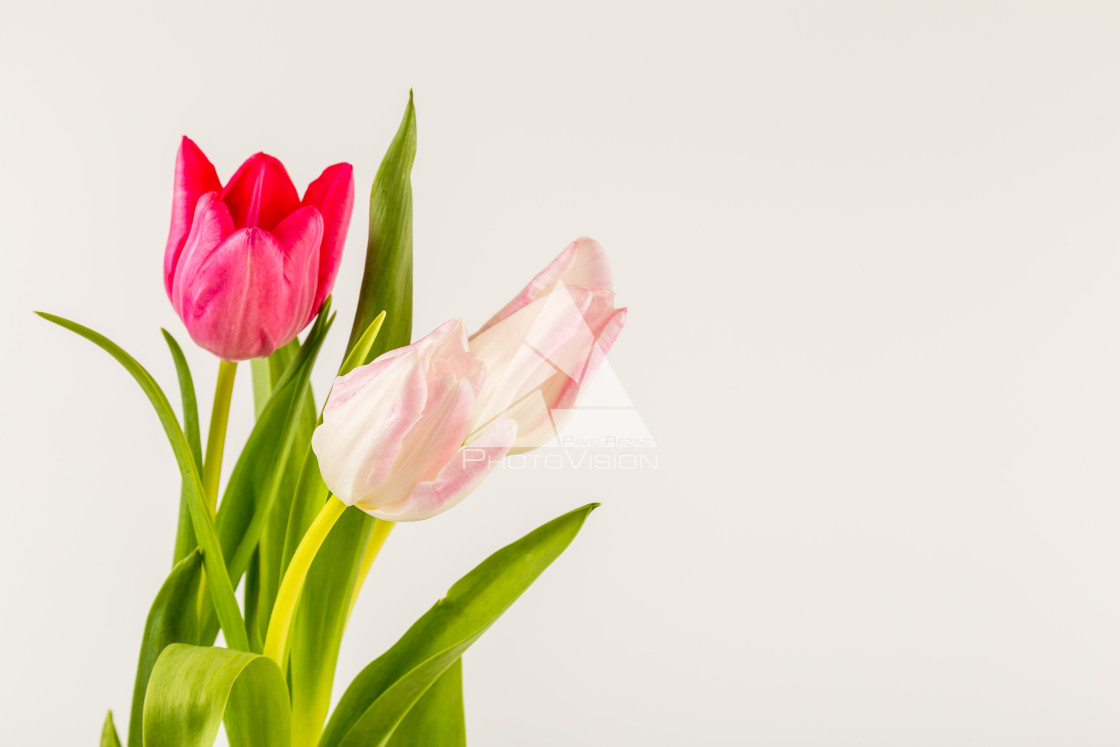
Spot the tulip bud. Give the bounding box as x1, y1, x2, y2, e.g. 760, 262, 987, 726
312, 319, 517, 522
468, 238, 627, 452
163, 137, 355, 360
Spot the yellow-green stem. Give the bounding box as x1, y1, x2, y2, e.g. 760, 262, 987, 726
346, 519, 395, 622
201, 360, 237, 513
263, 495, 348, 664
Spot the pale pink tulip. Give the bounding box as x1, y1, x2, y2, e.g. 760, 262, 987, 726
312, 320, 517, 521
468, 238, 627, 452
164, 137, 354, 360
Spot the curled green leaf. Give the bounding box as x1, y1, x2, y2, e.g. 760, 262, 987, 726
142, 644, 291, 747
128, 550, 202, 747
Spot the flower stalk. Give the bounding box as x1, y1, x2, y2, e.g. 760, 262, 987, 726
201, 360, 237, 512
263, 494, 348, 665
346, 519, 395, 622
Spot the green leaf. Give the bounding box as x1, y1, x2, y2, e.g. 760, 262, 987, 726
36, 312, 248, 651
250, 357, 271, 417
142, 644, 291, 747
128, 550, 202, 747
386, 660, 466, 747
347, 90, 416, 359
320, 503, 599, 747
340, 311, 386, 376
162, 330, 202, 565
101, 711, 122, 747
245, 340, 318, 648
287, 507, 373, 746
196, 304, 333, 645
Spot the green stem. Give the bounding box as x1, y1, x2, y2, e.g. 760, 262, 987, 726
346, 519, 395, 622
263, 495, 348, 664
201, 360, 237, 513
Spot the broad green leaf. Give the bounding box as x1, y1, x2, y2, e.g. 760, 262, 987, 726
196, 304, 333, 645
287, 506, 372, 746
386, 660, 466, 747
36, 312, 247, 651
162, 330, 202, 565
101, 711, 122, 747
347, 90, 416, 359
142, 644, 290, 747
245, 340, 317, 647
128, 550, 202, 747
320, 504, 599, 747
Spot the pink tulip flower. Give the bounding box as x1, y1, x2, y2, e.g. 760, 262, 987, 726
468, 238, 627, 452
163, 137, 354, 360
312, 320, 517, 522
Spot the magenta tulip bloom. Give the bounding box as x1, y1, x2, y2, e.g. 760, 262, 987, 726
163, 137, 354, 360
469, 238, 627, 452
312, 320, 517, 522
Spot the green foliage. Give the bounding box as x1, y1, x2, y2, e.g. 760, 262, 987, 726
36, 312, 248, 651
197, 304, 334, 645
348, 90, 416, 359
100, 711, 122, 747
142, 644, 291, 747
339, 311, 387, 377
128, 551, 202, 747
162, 330, 202, 565
386, 660, 466, 747
246, 339, 318, 648
320, 504, 599, 747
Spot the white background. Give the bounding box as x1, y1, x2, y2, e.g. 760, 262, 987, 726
4, 2, 1120, 745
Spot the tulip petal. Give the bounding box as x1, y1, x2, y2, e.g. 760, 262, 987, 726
475, 237, 613, 334
269, 205, 325, 343
551, 306, 627, 412
164, 137, 221, 297
469, 284, 592, 436
220, 152, 301, 231
511, 306, 628, 452
170, 192, 234, 320
358, 372, 479, 511
367, 417, 517, 522
313, 353, 429, 503
302, 163, 354, 318
177, 228, 285, 359
174, 207, 321, 360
